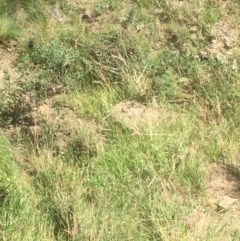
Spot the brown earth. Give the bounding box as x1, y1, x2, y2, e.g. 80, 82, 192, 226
28, 97, 104, 155
110, 101, 161, 133
0, 45, 20, 85
205, 16, 240, 64
183, 164, 240, 240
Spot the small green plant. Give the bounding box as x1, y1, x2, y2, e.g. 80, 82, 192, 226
230, 229, 240, 241
0, 86, 32, 126
166, 22, 191, 47
0, 16, 20, 41
29, 39, 76, 74
199, 5, 222, 30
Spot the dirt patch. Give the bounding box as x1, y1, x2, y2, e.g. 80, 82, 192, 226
203, 16, 240, 64
165, 0, 185, 8
183, 164, 240, 240
48, 3, 68, 23
29, 98, 103, 155
183, 205, 211, 230
206, 164, 240, 203
110, 101, 161, 133
66, 0, 97, 8
0, 46, 20, 85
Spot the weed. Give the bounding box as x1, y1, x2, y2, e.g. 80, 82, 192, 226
29, 39, 75, 74
166, 22, 191, 47
0, 16, 20, 41
231, 229, 240, 241
0, 86, 32, 126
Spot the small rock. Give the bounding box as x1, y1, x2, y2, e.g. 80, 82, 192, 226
82, 8, 100, 23
190, 26, 198, 32
216, 195, 238, 212
50, 3, 67, 23
232, 59, 237, 70
136, 24, 145, 33
190, 33, 197, 40
199, 50, 208, 59
224, 39, 232, 48
154, 8, 163, 15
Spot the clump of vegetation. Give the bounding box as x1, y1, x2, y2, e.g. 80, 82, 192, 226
0, 86, 32, 126
0, 16, 20, 41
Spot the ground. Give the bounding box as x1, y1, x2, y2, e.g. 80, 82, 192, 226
1, 0, 240, 240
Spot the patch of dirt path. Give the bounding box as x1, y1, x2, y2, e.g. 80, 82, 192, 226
110, 101, 161, 133
0, 47, 20, 85
28, 98, 104, 155
202, 16, 240, 65
183, 164, 240, 240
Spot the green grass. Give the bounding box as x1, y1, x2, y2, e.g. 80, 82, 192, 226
1, 0, 240, 240
0, 16, 20, 41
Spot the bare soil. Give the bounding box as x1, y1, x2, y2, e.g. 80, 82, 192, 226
110, 101, 161, 133
0, 46, 20, 85
206, 16, 240, 63
28, 97, 104, 154
183, 164, 240, 240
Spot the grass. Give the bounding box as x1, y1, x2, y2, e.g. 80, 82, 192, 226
0, 16, 20, 41
0, 0, 240, 240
